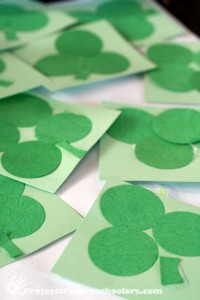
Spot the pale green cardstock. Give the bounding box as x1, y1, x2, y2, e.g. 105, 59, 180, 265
99, 103, 200, 182
0, 179, 82, 268
0, 93, 120, 193
0, 53, 45, 99
144, 42, 200, 104
14, 20, 155, 91
48, 0, 184, 47
0, 0, 75, 50
53, 179, 200, 300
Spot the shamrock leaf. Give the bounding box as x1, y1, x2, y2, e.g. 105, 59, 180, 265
35, 30, 130, 80
0, 59, 13, 87
0, 175, 45, 258
0, 4, 48, 40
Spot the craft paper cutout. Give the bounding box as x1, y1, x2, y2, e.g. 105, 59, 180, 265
0, 93, 120, 192
145, 42, 200, 104
100, 103, 200, 182
0, 0, 75, 51
53, 179, 200, 298
0, 59, 13, 87
0, 174, 82, 267
14, 21, 155, 91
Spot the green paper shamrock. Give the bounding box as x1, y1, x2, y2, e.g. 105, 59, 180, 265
34, 30, 130, 80
0, 4, 48, 40
147, 44, 200, 92
0, 59, 13, 87
70, 0, 156, 41
0, 175, 45, 258
89, 184, 200, 285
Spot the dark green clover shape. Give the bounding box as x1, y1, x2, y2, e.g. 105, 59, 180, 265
0, 4, 48, 40
147, 44, 200, 92
34, 30, 130, 80
70, 0, 156, 41
0, 59, 13, 87
0, 175, 45, 258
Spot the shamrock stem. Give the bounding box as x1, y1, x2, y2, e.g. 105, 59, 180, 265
160, 256, 184, 285
4, 29, 18, 41
0, 229, 23, 258
57, 141, 86, 158
75, 68, 90, 80
0, 79, 13, 87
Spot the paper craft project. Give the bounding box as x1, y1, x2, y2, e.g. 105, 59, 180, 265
14, 20, 154, 91
0, 93, 120, 192
0, 52, 45, 99
53, 179, 200, 299
49, 0, 183, 46
0, 0, 75, 50
0, 174, 82, 267
145, 42, 200, 104
99, 103, 200, 182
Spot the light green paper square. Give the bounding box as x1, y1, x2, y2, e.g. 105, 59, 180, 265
144, 42, 200, 104
99, 102, 200, 182
0, 182, 83, 267
52, 178, 200, 300
0, 0, 76, 51
0, 93, 120, 193
14, 20, 155, 91
0, 52, 45, 99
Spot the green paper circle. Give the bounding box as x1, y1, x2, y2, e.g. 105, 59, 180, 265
149, 64, 195, 92
147, 44, 193, 65
153, 212, 200, 256
98, 1, 142, 18
0, 175, 24, 198
88, 52, 130, 74
0, 194, 45, 239
154, 108, 200, 144
88, 227, 158, 276
193, 51, 200, 65
35, 112, 92, 145
190, 71, 200, 91
100, 185, 164, 230
2, 141, 62, 178
0, 94, 52, 127
108, 108, 155, 144
0, 119, 20, 152
56, 30, 103, 57
135, 136, 194, 169
0, 4, 23, 14
12, 12, 48, 32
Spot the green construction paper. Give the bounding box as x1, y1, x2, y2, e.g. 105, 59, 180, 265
135, 136, 194, 169
108, 107, 155, 144
154, 108, 200, 144
0, 174, 83, 267
0, 94, 52, 127
88, 227, 158, 276
35, 112, 92, 144
0, 52, 46, 100
0, 0, 76, 51
160, 257, 183, 285
0, 119, 19, 152
50, 0, 183, 47
153, 212, 200, 257
100, 103, 200, 182
145, 42, 200, 104
2, 141, 62, 178
14, 21, 155, 91
53, 179, 200, 299
0, 93, 120, 193
100, 185, 164, 230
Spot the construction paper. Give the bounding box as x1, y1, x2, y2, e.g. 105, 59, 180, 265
14, 20, 155, 91
53, 179, 200, 299
0, 0, 75, 51
154, 108, 200, 144
0, 52, 45, 100
0, 174, 82, 267
100, 103, 200, 182
0, 93, 120, 193
160, 257, 183, 285
49, 0, 183, 47
135, 136, 194, 169
145, 42, 200, 104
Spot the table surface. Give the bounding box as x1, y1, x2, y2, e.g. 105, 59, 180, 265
1, 1, 200, 299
